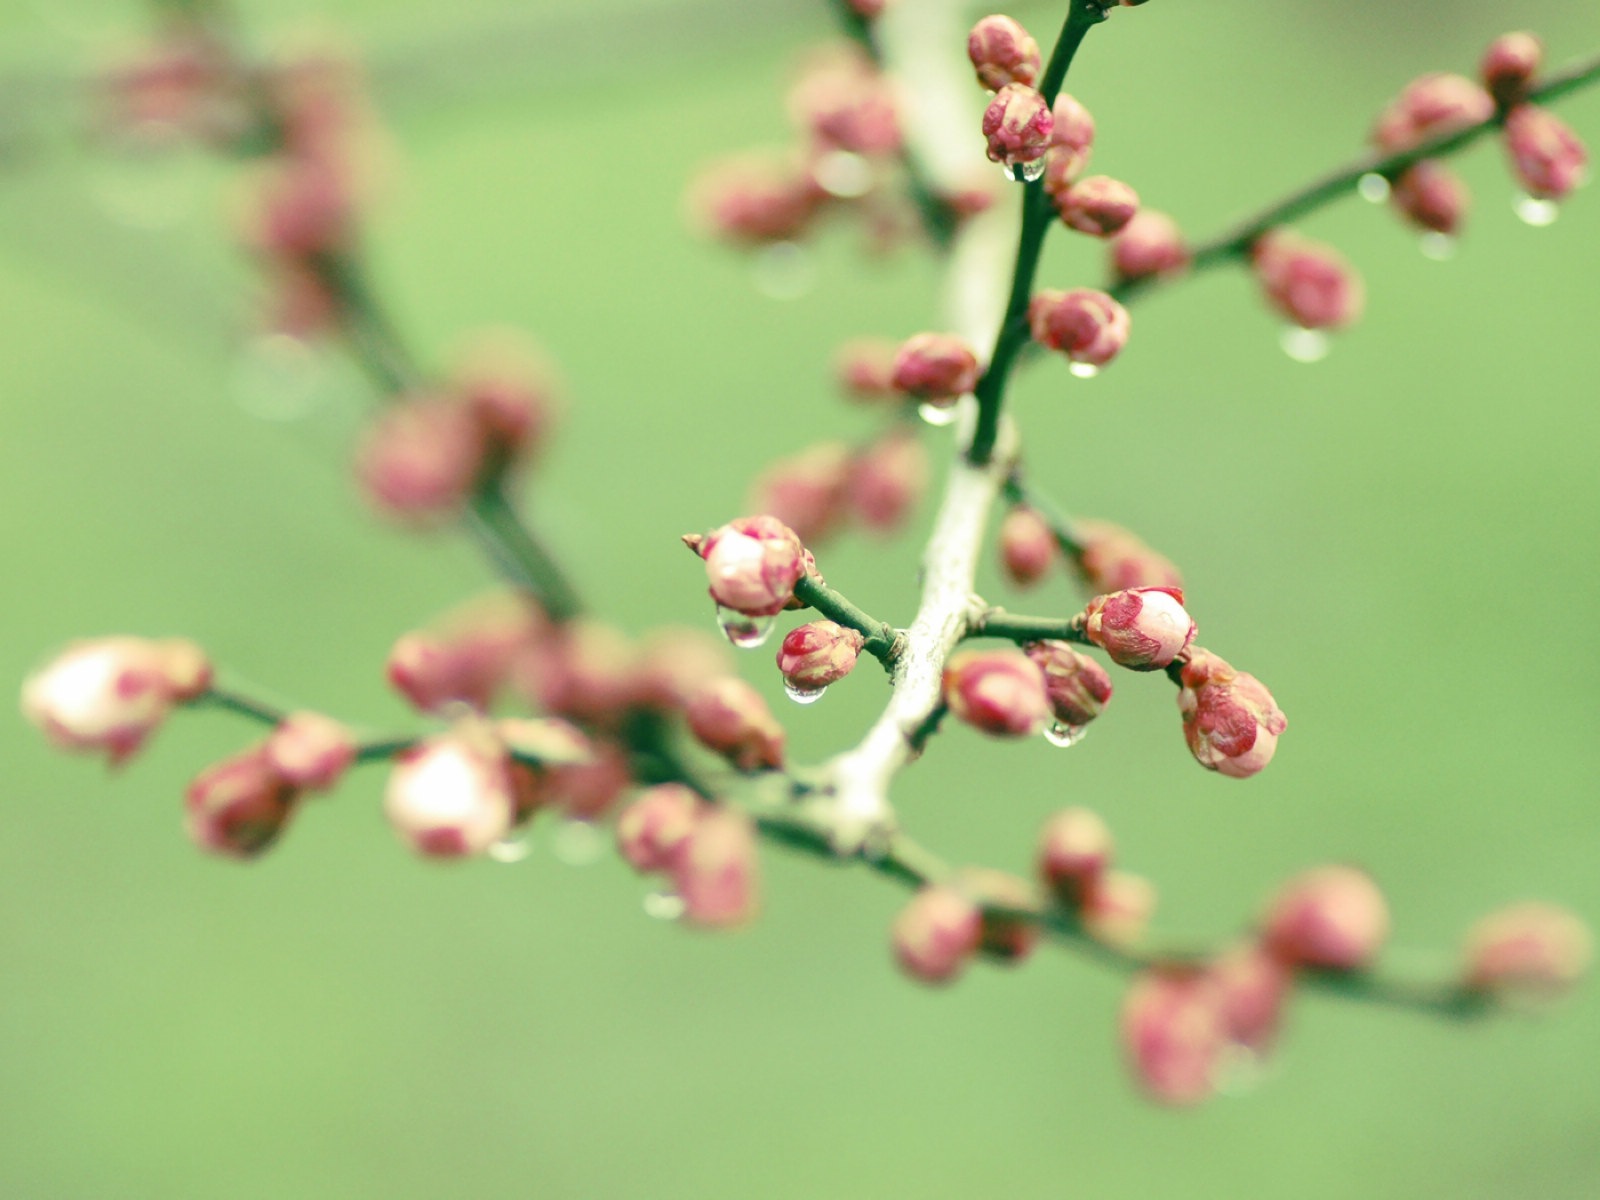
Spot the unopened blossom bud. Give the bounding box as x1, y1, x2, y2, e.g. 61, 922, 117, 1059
1262, 865, 1389, 972
185, 746, 298, 859
788, 51, 901, 157
389, 590, 544, 715
967, 15, 1040, 92
517, 618, 640, 726
890, 332, 980, 402
616, 783, 703, 874
748, 442, 853, 545
847, 428, 928, 533
241, 155, 354, 260
942, 649, 1051, 738
263, 711, 357, 792
892, 886, 983, 984
694, 515, 807, 617
685, 677, 786, 771
1209, 942, 1292, 1055
982, 83, 1053, 171
689, 154, 823, 245
1503, 104, 1589, 200
1390, 160, 1469, 235
1110, 209, 1189, 281
1121, 967, 1226, 1106
957, 868, 1042, 963
383, 724, 516, 858
1252, 231, 1364, 331
1056, 175, 1140, 237
1050, 93, 1095, 156
834, 337, 900, 401
532, 744, 634, 821
1177, 649, 1287, 779
1027, 288, 1130, 368
1025, 642, 1113, 728
1481, 32, 1543, 108
1462, 902, 1592, 1002
999, 506, 1057, 588
674, 808, 760, 928
1036, 806, 1113, 906
1072, 518, 1184, 593
776, 620, 865, 692
1082, 870, 1156, 948
355, 397, 486, 522
1371, 73, 1495, 153
846, 0, 891, 17
22, 637, 211, 765
452, 336, 560, 466
263, 262, 340, 339
1083, 587, 1196, 671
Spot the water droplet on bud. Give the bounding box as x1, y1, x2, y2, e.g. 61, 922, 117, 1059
1215, 1043, 1270, 1097
1279, 326, 1330, 364
1418, 232, 1456, 261
783, 680, 827, 705
814, 150, 873, 199
643, 890, 685, 921
233, 334, 329, 421
1043, 721, 1088, 748
1513, 193, 1560, 226
551, 819, 604, 867
716, 606, 777, 649
488, 829, 533, 863
1009, 157, 1047, 184
917, 401, 958, 427
751, 241, 815, 300
1068, 361, 1101, 380
1357, 173, 1391, 204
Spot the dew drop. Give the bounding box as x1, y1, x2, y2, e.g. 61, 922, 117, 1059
1012, 157, 1048, 183
551, 819, 604, 867
1418, 232, 1456, 261
488, 829, 533, 864
1068, 361, 1101, 380
1279, 326, 1330, 364
1357, 173, 1391, 204
784, 680, 827, 705
1513, 193, 1560, 227
1043, 721, 1088, 749
917, 401, 958, 427
814, 150, 873, 199
1215, 1043, 1271, 1097
751, 241, 815, 300
643, 890, 686, 921
716, 606, 777, 649
233, 334, 329, 421
86, 126, 207, 230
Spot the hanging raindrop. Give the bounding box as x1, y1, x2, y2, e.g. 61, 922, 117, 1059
1279, 326, 1330, 364
1043, 722, 1088, 749
783, 680, 827, 705
1011, 157, 1047, 183
1357, 173, 1391, 204
551, 819, 604, 867
1068, 361, 1100, 380
643, 890, 686, 921
1512, 193, 1560, 226
814, 150, 873, 199
716, 606, 777, 649
1215, 1043, 1271, 1098
751, 241, 815, 300
488, 829, 533, 864
917, 401, 958, 427
233, 333, 328, 421
1418, 232, 1456, 261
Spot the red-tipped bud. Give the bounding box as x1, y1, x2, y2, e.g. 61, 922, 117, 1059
890, 332, 980, 402
451, 334, 560, 466
1390, 160, 1470, 235
834, 337, 901, 401
1503, 104, 1589, 201
847, 428, 928, 533
1055, 175, 1140, 237
1072, 518, 1184, 593
1371, 73, 1495, 153
1121, 967, 1227, 1107
1209, 942, 1292, 1055
240, 155, 354, 260
982, 83, 1053, 170
695, 516, 808, 617
1252, 231, 1364, 331
1110, 209, 1189, 281
185, 746, 298, 859
1177, 649, 1287, 779
1462, 902, 1592, 1002
264, 711, 357, 792
689, 154, 824, 245
967, 15, 1040, 92
1262, 865, 1390, 972
958, 868, 1042, 963
942, 649, 1051, 738
892, 885, 984, 984
999, 506, 1058, 588
1083, 870, 1156, 948
1481, 32, 1543, 108
674, 808, 760, 928
22, 637, 211, 765
383, 723, 517, 858
354, 396, 486, 522
776, 620, 865, 692
788, 51, 901, 157
1027, 288, 1130, 368
748, 442, 853, 545
1025, 641, 1113, 728
616, 783, 704, 874
685, 677, 786, 771
1083, 587, 1196, 671
1036, 806, 1113, 906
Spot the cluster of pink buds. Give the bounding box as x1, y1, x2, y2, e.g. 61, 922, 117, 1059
1038, 808, 1156, 946
967, 15, 1053, 178
1070, 517, 1185, 594
748, 429, 928, 544
93, 19, 246, 148
616, 785, 762, 927
892, 869, 1042, 983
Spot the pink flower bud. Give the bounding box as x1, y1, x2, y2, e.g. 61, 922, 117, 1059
1252, 231, 1364, 331
685, 677, 786, 771
847, 428, 927, 533
1390, 160, 1469, 235
1121, 967, 1226, 1106
967, 15, 1041, 92
834, 337, 901, 401
688, 153, 824, 245
892, 886, 984, 984
776, 620, 865, 691
262, 262, 340, 339
1040, 146, 1090, 199
1055, 175, 1140, 237
240, 155, 354, 260
354, 396, 487, 522
451, 334, 560, 467
1208, 942, 1292, 1056
1027, 288, 1131, 368
1371, 73, 1495, 153
1481, 32, 1543, 108
788, 51, 901, 157
1083, 587, 1196, 671
1082, 870, 1156, 948
1072, 518, 1184, 593
958, 868, 1042, 963
185, 746, 297, 859
1050, 93, 1095, 156
528, 743, 634, 821
942, 649, 1051, 738
999, 506, 1058, 588
674, 808, 760, 928
1503, 104, 1589, 200
890, 332, 980, 402
516, 618, 641, 726
263, 711, 357, 792
1462, 902, 1592, 1002
1036, 806, 1113, 906
694, 515, 808, 618
1025, 641, 1113, 728
982, 83, 1053, 170
846, 0, 890, 17
747, 442, 853, 545
22, 637, 211, 765
1262, 865, 1390, 972
1110, 209, 1189, 282
383, 723, 517, 858
1177, 649, 1287, 779
616, 783, 704, 874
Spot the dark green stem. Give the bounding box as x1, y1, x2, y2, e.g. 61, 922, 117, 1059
466, 487, 583, 622
969, 610, 1091, 646
1002, 473, 1085, 556
793, 574, 904, 667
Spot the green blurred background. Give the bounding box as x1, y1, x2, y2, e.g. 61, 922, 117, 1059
3, 1, 1598, 1196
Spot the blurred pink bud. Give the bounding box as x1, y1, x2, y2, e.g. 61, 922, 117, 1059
1084, 587, 1196, 671
1503, 104, 1589, 200
834, 337, 901, 402
1027, 288, 1131, 368
942, 649, 1051, 738
892, 886, 984, 984
788, 50, 901, 157
1072, 518, 1184, 593
517, 618, 641, 726
241, 155, 354, 260
1050, 93, 1096, 155
776, 620, 865, 691
675, 808, 761, 928
185, 746, 298, 859
999, 506, 1058, 588
967, 15, 1040, 91
1177, 649, 1287, 779
847, 428, 928, 533
1055, 175, 1140, 237
1390, 160, 1469, 235
1208, 942, 1292, 1055
1082, 870, 1156, 948
748, 442, 853, 545
1122, 968, 1226, 1105
96, 33, 239, 140
689, 154, 824, 245
685, 678, 786, 771
632, 627, 735, 712
1481, 32, 1543, 107
389, 591, 544, 714
1110, 209, 1189, 281
693, 516, 808, 617
532, 743, 634, 821
264, 711, 357, 792
1462, 902, 1592, 1002
616, 783, 704, 874
890, 332, 980, 402
262, 262, 340, 339
1041, 146, 1090, 199
1036, 806, 1113, 906
982, 83, 1054, 170
1371, 73, 1495, 153
451, 334, 561, 466
846, 0, 891, 16
1252, 231, 1364, 331
22, 637, 211, 765
1262, 865, 1390, 972
1025, 641, 1113, 728
941, 176, 1002, 219
383, 723, 517, 858
355, 396, 487, 522
958, 868, 1042, 963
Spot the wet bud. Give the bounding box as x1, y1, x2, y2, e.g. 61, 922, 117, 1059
942, 649, 1051, 738
1110, 209, 1189, 282
685, 677, 786, 771
1036, 806, 1113, 906
1252, 231, 1364, 331
1481, 32, 1542, 108
847, 428, 928, 533
1082, 870, 1156, 948
1083, 587, 1196, 671
834, 337, 901, 401
22, 637, 211, 765
674, 808, 761, 928
958, 868, 1042, 964
1121, 967, 1226, 1107
688, 153, 824, 245
383, 723, 517, 858
748, 442, 854, 545
1262, 865, 1390, 972
967, 15, 1040, 92
789, 51, 901, 157
1027, 288, 1131, 368
354, 396, 487, 522
1462, 902, 1592, 1002
240, 155, 354, 260
1390, 160, 1469, 235
1371, 73, 1495, 153
999, 506, 1058, 588
1503, 104, 1589, 201
616, 783, 703, 874
982, 83, 1054, 170
1025, 642, 1113, 728
185, 746, 298, 859
1055, 175, 1140, 237
263, 711, 357, 792
694, 515, 808, 617
776, 620, 865, 691
1072, 518, 1184, 593
890, 332, 980, 402
892, 885, 984, 984
1209, 942, 1292, 1055
1177, 649, 1288, 779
